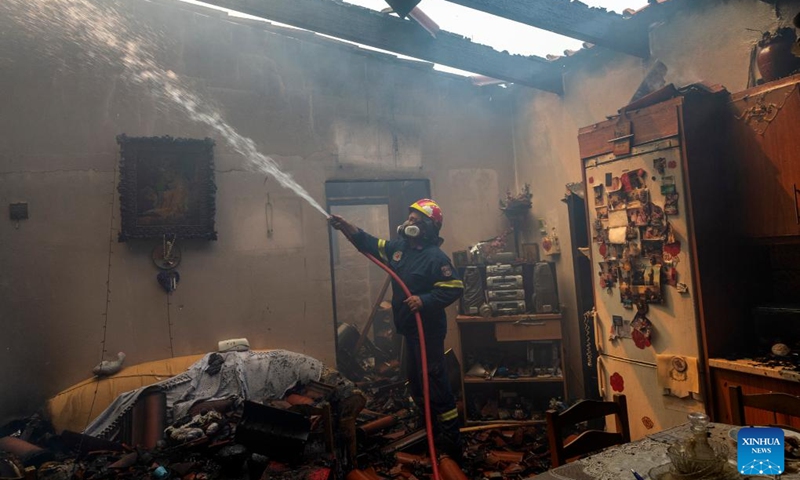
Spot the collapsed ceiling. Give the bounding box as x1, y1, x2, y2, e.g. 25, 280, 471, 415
195, 0, 670, 93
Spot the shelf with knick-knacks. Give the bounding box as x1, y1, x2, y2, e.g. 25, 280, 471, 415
456, 313, 567, 425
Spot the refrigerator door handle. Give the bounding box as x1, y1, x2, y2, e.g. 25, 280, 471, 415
597, 355, 607, 398
592, 308, 604, 354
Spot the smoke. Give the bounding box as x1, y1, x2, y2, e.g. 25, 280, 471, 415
1, 0, 328, 217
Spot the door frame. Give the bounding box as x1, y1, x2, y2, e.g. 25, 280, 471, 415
325, 179, 431, 358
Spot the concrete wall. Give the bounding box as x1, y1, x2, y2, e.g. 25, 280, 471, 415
0, 0, 514, 422
511, 0, 796, 399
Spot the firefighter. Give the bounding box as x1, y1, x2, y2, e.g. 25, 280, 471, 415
329, 198, 465, 461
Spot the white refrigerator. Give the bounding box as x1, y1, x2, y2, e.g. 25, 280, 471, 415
582, 135, 706, 441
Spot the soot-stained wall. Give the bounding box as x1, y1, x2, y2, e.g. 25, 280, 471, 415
0, 0, 515, 422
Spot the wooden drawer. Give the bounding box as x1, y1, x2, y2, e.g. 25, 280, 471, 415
495, 319, 561, 341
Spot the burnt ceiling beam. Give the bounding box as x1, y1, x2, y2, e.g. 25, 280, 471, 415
442, 0, 650, 58
203, 0, 565, 93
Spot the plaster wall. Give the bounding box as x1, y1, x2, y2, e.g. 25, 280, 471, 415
0, 0, 514, 422
511, 0, 794, 399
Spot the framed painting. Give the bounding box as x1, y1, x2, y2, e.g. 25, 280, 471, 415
117, 135, 217, 241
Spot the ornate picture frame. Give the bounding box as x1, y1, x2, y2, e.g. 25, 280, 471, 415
117, 135, 217, 241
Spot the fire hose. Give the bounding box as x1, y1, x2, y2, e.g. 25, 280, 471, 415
339, 228, 442, 480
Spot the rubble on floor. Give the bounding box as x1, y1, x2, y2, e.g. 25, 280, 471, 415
1, 357, 564, 479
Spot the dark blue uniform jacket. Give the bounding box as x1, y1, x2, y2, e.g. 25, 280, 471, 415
351, 230, 464, 339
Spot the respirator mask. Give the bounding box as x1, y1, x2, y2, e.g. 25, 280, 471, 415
397, 221, 422, 239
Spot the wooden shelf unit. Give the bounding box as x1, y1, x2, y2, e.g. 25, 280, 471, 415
456, 313, 567, 425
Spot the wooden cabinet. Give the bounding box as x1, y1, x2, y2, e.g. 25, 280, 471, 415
456, 314, 567, 425
710, 366, 800, 429
729, 74, 800, 239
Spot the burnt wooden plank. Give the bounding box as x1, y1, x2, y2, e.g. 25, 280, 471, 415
203, 0, 564, 93
577, 97, 681, 159
442, 0, 649, 58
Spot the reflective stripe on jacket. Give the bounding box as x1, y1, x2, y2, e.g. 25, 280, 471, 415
351, 230, 463, 338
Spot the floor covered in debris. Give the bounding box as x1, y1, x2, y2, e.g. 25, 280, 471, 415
0, 350, 563, 480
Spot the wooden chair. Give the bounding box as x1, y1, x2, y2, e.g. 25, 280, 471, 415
546, 394, 631, 467
728, 385, 800, 427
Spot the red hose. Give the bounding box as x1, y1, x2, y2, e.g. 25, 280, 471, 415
340, 230, 441, 480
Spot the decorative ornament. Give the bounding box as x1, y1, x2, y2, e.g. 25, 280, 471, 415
157, 270, 180, 293
636, 300, 649, 314
622, 297, 633, 309
664, 241, 681, 258
653, 158, 667, 176
152, 234, 181, 270
538, 218, 560, 256
642, 416, 655, 430
541, 228, 561, 256
610, 372, 625, 392
631, 312, 653, 349
669, 356, 688, 381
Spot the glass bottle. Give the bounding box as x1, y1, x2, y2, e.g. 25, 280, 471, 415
686, 412, 715, 461
667, 412, 728, 475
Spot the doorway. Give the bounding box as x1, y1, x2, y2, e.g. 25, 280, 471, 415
326, 180, 430, 377
563, 191, 599, 399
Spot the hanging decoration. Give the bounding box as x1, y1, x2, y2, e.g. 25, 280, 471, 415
631, 311, 654, 349
538, 218, 561, 256
157, 270, 180, 293
541, 227, 561, 256
151, 234, 181, 270
153, 234, 182, 294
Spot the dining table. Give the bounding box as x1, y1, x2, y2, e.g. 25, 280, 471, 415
533, 422, 800, 480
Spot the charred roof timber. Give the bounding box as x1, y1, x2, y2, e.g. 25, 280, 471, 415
204, 0, 565, 93
383, 0, 422, 18
441, 0, 651, 58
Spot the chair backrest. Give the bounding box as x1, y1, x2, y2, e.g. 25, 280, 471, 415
546, 394, 630, 467
728, 385, 800, 427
